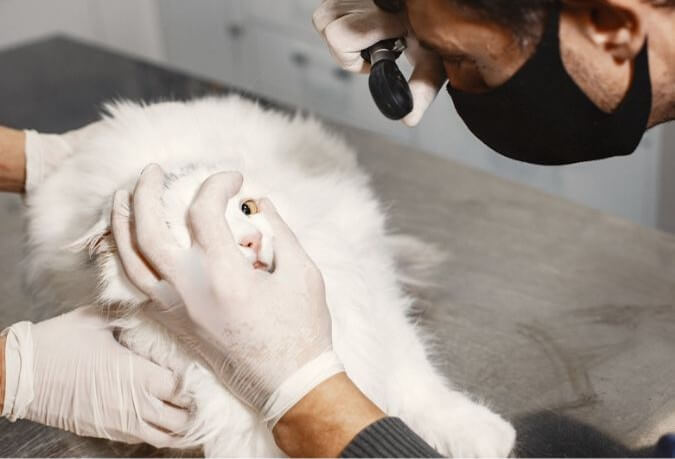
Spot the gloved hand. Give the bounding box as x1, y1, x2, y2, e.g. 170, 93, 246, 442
24, 122, 104, 192
1, 305, 190, 447
313, 0, 447, 126
111, 164, 344, 428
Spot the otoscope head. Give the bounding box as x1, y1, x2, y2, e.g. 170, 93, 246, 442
361, 1, 413, 120
369, 58, 413, 120
363, 38, 413, 120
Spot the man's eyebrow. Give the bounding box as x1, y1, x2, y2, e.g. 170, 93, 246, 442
417, 39, 463, 62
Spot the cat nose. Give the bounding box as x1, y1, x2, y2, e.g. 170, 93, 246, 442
239, 232, 262, 254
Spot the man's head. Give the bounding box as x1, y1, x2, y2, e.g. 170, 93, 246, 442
406, 0, 675, 126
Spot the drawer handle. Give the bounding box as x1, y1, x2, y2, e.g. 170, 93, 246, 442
333, 68, 352, 82
291, 52, 309, 68
226, 24, 244, 40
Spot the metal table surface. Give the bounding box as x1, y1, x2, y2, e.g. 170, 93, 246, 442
0, 37, 673, 457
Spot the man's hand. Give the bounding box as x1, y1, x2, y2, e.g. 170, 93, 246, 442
1, 306, 191, 448
111, 164, 344, 428
313, 0, 447, 126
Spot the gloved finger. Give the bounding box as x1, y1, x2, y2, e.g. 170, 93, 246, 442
112, 190, 159, 296
138, 423, 185, 449
324, 11, 407, 72
162, 322, 230, 384
143, 400, 191, 436
402, 61, 446, 127
258, 198, 313, 272
142, 300, 210, 350
187, 171, 249, 272
115, 322, 191, 408
60, 120, 106, 151
133, 164, 180, 282
402, 42, 447, 127
144, 361, 184, 402
144, 298, 232, 380
143, 297, 189, 329
325, 41, 370, 74
168, 392, 193, 409
312, 0, 360, 34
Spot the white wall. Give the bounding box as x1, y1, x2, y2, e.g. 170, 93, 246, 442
0, 0, 165, 61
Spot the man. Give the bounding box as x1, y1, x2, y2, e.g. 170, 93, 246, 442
314, 0, 674, 164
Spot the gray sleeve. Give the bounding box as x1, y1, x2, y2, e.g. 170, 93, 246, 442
339, 417, 443, 458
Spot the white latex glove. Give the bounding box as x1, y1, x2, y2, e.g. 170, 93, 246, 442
111, 164, 344, 428
1, 305, 190, 447
24, 121, 103, 192
313, 0, 447, 126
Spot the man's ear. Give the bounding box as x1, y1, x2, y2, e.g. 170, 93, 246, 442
563, 0, 647, 63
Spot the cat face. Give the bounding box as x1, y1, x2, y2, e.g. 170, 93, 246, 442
84, 164, 276, 306
161, 168, 275, 272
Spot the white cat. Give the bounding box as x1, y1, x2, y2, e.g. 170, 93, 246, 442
24, 96, 515, 457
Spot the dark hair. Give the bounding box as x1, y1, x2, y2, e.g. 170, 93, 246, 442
451, 0, 555, 31
451, 0, 674, 35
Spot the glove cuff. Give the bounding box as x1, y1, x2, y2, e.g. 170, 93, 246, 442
261, 350, 344, 430
24, 130, 72, 193
1, 321, 35, 421
24, 130, 45, 193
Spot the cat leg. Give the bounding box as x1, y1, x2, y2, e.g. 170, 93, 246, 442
376, 327, 515, 457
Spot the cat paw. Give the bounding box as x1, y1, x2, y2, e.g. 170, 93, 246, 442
423, 405, 516, 458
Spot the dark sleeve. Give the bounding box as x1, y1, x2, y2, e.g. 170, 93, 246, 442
339, 417, 443, 458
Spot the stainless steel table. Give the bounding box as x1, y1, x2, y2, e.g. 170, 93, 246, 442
0, 37, 673, 457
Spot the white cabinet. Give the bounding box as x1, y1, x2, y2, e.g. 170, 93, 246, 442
0, 0, 165, 62
158, 0, 249, 90
157, 0, 414, 146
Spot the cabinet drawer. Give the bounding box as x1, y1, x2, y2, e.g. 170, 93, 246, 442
246, 26, 413, 144
158, 0, 251, 89
247, 27, 356, 117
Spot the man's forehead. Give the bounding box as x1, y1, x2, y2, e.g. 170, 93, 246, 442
406, 0, 543, 53
407, 1, 520, 46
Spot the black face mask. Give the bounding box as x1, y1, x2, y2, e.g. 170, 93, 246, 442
446, 3, 652, 165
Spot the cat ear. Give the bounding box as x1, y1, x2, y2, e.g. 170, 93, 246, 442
65, 216, 112, 258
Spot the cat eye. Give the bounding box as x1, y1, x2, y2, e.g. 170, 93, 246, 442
240, 199, 259, 216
